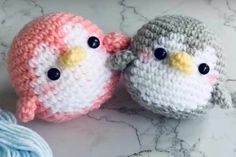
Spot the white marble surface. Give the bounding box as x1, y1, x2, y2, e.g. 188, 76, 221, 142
0, 0, 236, 157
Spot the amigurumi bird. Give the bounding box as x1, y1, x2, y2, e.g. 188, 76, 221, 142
8, 12, 130, 122
109, 15, 232, 119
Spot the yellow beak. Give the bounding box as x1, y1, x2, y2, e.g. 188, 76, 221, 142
169, 51, 193, 74
59, 47, 86, 68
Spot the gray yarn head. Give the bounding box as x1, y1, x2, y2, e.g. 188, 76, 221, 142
109, 15, 232, 119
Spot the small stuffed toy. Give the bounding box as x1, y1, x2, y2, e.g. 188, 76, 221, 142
109, 15, 232, 119
8, 12, 130, 122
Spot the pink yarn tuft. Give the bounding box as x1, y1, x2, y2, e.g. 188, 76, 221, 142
103, 32, 130, 53
16, 97, 37, 123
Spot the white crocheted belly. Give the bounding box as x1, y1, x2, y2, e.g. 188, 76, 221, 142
29, 43, 112, 113
124, 60, 213, 112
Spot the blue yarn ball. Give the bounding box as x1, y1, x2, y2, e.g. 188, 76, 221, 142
0, 109, 53, 157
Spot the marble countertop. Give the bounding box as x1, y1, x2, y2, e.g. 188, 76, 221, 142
0, 0, 236, 157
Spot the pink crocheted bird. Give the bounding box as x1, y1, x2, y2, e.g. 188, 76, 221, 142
8, 12, 130, 122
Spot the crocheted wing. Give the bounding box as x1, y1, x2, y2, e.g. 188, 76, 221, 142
109, 15, 232, 118
8, 12, 129, 122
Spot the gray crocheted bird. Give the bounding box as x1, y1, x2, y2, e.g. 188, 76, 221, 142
109, 15, 232, 119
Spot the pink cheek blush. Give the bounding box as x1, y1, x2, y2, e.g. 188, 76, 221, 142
40, 83, 56, 95
138, 52, 152, 63
207, 74, 218, 85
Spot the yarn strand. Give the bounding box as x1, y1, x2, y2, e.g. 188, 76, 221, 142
0, 109, 53, 157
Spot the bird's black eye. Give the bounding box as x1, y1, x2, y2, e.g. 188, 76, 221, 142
154, 48, 167, 60
47, 68, 61, 81
88, 36, 100, 48
198, 63, 210, 75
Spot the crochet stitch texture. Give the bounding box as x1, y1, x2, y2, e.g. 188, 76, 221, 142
8, 12, 130, 122
109, 15, 232, 119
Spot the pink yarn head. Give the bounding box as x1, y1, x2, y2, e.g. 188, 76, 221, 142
103, 32, 130, 53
